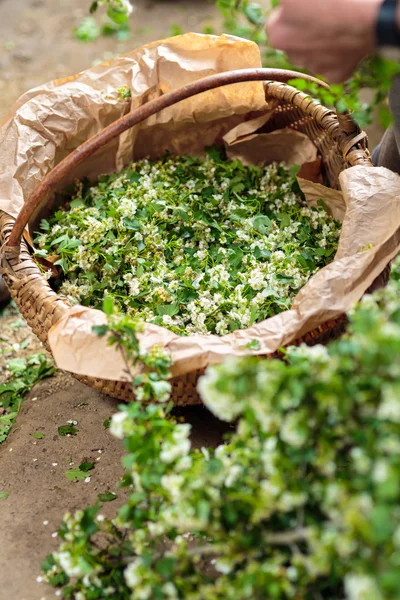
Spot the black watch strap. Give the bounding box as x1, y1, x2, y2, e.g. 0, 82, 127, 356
377, 0, 400, 47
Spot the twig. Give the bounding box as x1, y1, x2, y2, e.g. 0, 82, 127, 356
264, 528, 311, 545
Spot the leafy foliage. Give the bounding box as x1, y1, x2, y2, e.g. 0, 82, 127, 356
42, 257, 400, 599
98, 491, 118, 502
76, 0, 133, 41
65, 462, 95, 482
73, 17, 101, 42
58, 423, 79, 437
34, 154, 340, 336
0, 354, 55, 444
94, 297, 173, 404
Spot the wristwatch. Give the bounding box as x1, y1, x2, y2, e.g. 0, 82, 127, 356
377, 0, 400, 47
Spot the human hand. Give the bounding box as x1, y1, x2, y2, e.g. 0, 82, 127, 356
266, 0, 382, 83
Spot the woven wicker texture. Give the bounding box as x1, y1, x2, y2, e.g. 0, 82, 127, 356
0, 78, 386, 406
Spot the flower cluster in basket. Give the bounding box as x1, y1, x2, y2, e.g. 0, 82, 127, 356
34, 150, 340, 335
42, 257, 400, 600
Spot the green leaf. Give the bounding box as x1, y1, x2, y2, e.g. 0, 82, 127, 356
7, 358, 27, 374
243, 3, 264, 26
123, 217, 141, 230
46, 571, 69, 587
335, 98, 348, 114
40, 219, 50, 231
58, 424, 78, 437
31, 432, 45, 440
369, 505, 394, 544
228, 247, 244, 267
253, 214, 272, 234
156, 557, 176, 578
0, 412, 17, 425
98, 491, 118, 502
93, 324, 109, 337
117, 85, 131, 101
288, 78, 308, 91
379, 104, 394, 129
249, 305, 259, 326
65, 468, 88, 482
103, 418, 111, 429
254, 246, 271, 260
278, 213, 291, 228
107, 6, 129, 24
156, 304, 179, 317
41, 554, 56, 573
241, 339, 261, 351
103, 296, 114, 316
53, 258, 69, 273
79, 461, 95, 472
0, 491, 9, 500
170, 23, 184, 36
70, 198, 85, 209
206, 146, 223, 162
73, 17, 101, 42
81, 505, 100, 536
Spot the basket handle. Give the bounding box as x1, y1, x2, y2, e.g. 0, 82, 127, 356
5, 67, 345, 255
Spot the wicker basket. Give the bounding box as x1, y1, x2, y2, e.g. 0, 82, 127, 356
0, 69, 390, 406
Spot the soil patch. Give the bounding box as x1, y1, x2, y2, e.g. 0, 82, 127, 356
0, 373, 228, 600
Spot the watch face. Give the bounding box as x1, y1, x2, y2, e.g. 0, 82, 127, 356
377, 0, 400, 48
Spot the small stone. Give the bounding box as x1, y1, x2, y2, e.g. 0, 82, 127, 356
12, 50, 32, 63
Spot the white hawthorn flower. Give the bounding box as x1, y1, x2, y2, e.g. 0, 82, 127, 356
55, 551, 88, 578
280, 411, 307, 448
160, 424, 191, 463
344, 574, 383, 600
124, 559, 142, 589
109, 411, 131, 440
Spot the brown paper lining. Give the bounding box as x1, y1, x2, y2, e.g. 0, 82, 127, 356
1, 33, 399, 382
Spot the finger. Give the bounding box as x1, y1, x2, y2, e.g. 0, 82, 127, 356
304, 59, 358, 84
320, 69, 355, 84
285, 52, 357, 84
265, 6, 283, 43
285, 52, 310, 72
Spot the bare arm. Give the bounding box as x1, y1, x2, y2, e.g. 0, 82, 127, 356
266, 0, 390, 83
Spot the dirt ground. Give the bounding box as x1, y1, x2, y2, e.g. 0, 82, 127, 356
0, 371, 229, 600
0, 1, 227, 598
0, 0, 219, 121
